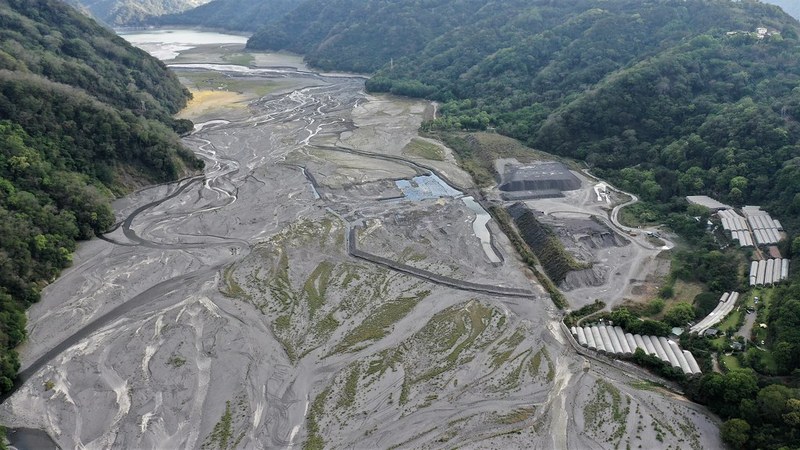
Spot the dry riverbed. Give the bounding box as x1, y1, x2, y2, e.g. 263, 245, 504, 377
0, 42, 721, 449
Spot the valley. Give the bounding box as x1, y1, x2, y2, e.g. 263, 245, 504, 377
0, 35, 723, 449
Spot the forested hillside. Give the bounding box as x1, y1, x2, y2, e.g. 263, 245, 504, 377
148, 0, 300, 32
66, 0, 209, 26
0, 0, 200, 392
362, 1, 799, 222
762, 0, 800, 20
248, 0, 800, 221
247, 0, 500, 72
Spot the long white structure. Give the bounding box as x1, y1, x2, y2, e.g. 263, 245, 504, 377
585, 326, 597, 350
571, 325, 701, 374
773, 259, 783, 284
750, 259, 790, 286
691, 291, 738, 334
634, 334, 646, 352
669, 340, 692, 374
649, 335, 669, 362
659, 336, 681, 368
684, 351, 702, 374
750, 261, 758, 279
766, 259, 775, 283
614, 326, 632, 355
591, 326, 604, 352
607, 326, 623, 353
743, 206, 782, 245
576, 327, 587, 347
599, 326, 614, 354
757, 260, 767, 286
642, 335, 657, 356
625, 333, 637, 354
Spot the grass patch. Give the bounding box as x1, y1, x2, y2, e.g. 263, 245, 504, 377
304, 388, 330, 450
314, 312, 339, 337
399, 376, 410, 405
583, 380, 629, 447
543, 349, 555, 383
628, 380, 662, 391
203, 401, 233, 450
495, 407, 536, 425
167, 355, 186, 368
335, 291, 429, 353
303, 261, 334, 317
529, 349, 543, 376
710, 336, 727, 351
403, 138, 445, 161
717, 309, 742, 332
618, 201, 663, 228
721, 354, 741, 370
222, 52, 254, 66
274, 315, 291, 333
179, 70, 283, 97
490, 328, 526, 369
337, 365, 361, 409
643, 280, 704, 320
220, 264, 248, 299
413, 301, 494, 384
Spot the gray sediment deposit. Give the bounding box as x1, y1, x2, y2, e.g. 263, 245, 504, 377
0, 44, 722, 450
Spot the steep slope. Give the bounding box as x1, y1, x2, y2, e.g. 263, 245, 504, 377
762, 0, 800, 20
247, 0, 497, 72
148, 0, 301, 32
65, 0, 210, 26
245, 0, 800, 220
0, 0, 200, 392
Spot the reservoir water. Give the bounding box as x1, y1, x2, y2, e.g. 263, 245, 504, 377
117, 29, 249, 60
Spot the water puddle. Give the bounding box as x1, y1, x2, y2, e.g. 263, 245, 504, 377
193, 120, 230, 133
394, 174, 461, 200
301, 168, 321, 199
462, 197, 502, 264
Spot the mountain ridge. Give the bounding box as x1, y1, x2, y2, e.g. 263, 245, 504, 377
146, 0, 301, 31
66, 0, 210, 26
0, 0, 200, 392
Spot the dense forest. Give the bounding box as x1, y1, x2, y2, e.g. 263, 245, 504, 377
247, 0, 504, 72
247, 0, 800, 223
147, 0, 300, 31
0, 0, 200, 393
66, 0, 209, 26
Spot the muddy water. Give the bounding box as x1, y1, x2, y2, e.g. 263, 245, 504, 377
462, 196, 502, 263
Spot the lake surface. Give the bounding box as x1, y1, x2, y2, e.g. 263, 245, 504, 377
117, 29, 249, 60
